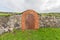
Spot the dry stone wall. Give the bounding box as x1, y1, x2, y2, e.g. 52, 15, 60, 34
40, 16, 60, 27
0, 14, 60, 34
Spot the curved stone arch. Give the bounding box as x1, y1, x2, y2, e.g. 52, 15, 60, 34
22, 10, 39, 30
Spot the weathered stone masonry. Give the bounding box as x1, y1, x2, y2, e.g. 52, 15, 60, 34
0, 13, 60, 34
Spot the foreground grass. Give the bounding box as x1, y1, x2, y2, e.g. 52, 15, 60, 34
0, 28, 60, 40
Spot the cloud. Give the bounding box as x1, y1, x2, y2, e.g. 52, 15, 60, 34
0, 0, 60, 13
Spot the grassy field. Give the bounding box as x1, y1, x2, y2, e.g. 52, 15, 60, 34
0, 12, 21, 16
0, 12, 60, 17
0, 28, 60, 40
40, 13, 60, 17
0, 13, 11, 16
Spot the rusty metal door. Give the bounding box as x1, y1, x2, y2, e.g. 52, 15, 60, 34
25, 14, 35, 29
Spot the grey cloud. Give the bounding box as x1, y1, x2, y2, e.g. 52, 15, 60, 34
0, 0, 60, 13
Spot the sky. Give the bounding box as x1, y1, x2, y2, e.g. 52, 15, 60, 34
0, 0, 60, 13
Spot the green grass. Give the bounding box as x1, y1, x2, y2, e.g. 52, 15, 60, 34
0, 12, 60, 17
0, 28, 60, 40
0, 12, 22, 16
0, 13, 12, 16
40, 13, 60, 17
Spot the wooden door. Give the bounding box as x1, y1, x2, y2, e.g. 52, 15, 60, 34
25, 14, 35, 29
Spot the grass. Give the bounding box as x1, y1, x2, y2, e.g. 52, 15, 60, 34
0, 28, 60, 40
0, 12, 22, 16
0, 12, 60, 17
0, 13, 12, 16
40, 13, 60, 17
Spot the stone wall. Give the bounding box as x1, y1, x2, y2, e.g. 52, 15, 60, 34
0, 14, 22, 34
40, 16, 60, 28
0, 14, 60, 34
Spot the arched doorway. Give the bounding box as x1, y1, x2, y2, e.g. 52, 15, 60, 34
22, 10, 39, 30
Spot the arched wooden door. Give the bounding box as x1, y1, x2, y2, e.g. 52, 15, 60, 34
25, 14, 35, 29
22, 10, 39, 30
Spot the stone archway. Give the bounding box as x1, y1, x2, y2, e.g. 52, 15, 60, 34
22, 10, 39, 30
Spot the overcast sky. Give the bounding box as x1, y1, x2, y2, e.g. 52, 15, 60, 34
0, 0, 60, 13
